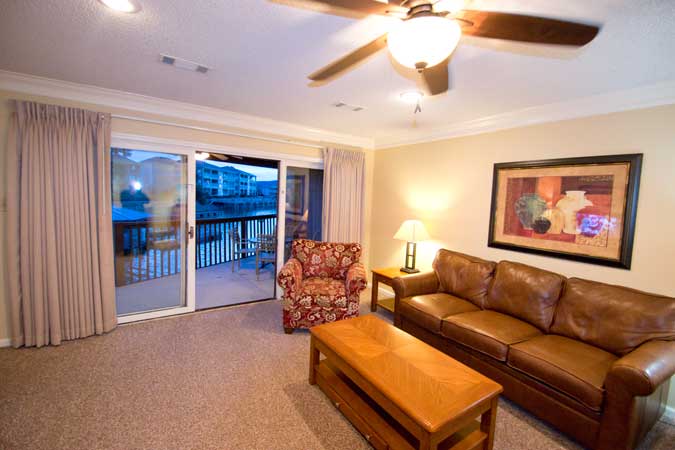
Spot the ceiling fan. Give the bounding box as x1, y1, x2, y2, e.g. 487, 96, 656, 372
274, 0, 600, 96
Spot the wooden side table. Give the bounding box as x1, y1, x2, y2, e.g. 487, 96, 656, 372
370, 267, 412, 312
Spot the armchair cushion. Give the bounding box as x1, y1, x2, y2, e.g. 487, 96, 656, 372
299, 278, 348, 309
291, 239, 362, 280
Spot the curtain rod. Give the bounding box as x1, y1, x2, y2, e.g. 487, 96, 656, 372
110, 114, 325, 150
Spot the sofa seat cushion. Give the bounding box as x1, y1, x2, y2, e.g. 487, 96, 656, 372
399, 293, 479, 333
508, 335, 618, 411
298, 277, 347, 308
441, 311, 542, 361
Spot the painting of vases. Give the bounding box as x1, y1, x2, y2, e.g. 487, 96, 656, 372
488, 154, 642, 269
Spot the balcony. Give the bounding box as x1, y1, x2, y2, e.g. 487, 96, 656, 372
113, 214, 278, 314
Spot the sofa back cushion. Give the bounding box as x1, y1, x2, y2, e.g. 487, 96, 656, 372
291, 239, 361, 280
550, 278, 675, 355
486, 261, 565, 332
432, 249, 496, 308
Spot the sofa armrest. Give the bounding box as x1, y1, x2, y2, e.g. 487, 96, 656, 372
346, 263, 367, 298
391, 271, 439, 300
277, 258, 303, 295
606, 340, 675, 396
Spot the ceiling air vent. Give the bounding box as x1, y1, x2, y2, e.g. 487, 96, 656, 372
160, 54, 210, 74
332, 102, 365, 112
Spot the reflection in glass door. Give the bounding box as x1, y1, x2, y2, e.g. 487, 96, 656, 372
284, 166, 324, 261
111, 148, 189, 316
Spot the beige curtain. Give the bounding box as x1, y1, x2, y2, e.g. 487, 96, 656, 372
322, 148, 365, 243
6, 101, 116, 348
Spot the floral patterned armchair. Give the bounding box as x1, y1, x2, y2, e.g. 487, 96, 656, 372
277, 239, 367, 333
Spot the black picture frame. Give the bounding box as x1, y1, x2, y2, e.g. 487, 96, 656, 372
487, 154, 643, 269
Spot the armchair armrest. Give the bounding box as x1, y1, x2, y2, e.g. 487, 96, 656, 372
277, 258, 303, 295
346, 262, 367, 297
391, 271, 439, 300
606, 340, 675, 396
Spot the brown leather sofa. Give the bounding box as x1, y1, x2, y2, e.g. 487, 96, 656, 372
391, 249, 675, 450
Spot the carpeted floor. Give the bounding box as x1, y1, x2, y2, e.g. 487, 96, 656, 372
0, 293, 673, 450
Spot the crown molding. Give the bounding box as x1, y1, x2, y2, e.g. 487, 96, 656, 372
0, 70, 374, 149
374, 80, 675, 149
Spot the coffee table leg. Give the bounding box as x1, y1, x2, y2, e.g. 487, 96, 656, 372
418, 432, 439, 450
370, 274, 379, 312
480, 397, 498, 450
309, 336, 319, 385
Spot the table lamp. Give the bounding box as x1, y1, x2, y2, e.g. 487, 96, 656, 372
394, 219, 430, 273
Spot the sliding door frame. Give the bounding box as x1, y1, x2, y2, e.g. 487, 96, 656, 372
112, 133, 323, 315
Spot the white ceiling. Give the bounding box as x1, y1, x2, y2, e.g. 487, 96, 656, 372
1, 0, 675, 146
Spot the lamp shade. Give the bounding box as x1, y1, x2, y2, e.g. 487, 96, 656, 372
394, 220, 430, 242
387, 16, 461, 69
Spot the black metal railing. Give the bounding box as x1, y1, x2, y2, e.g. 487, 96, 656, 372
113, 214, 277, 286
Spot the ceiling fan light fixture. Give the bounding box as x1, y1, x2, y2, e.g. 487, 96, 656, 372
98, 0, 142, 13
387, 16, 461, 70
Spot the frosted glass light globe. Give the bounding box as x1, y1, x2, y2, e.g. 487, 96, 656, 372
387, 16, 461, 69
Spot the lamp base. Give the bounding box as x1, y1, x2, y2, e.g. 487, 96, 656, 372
400, 267, 420, 274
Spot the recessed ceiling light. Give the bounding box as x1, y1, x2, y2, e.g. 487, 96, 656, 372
195, 152, 211, 161
98, 0, 142, 13
400, 91, 424, 104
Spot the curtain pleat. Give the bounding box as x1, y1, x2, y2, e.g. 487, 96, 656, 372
321, 148, 365, 243
7, 101, 117, 348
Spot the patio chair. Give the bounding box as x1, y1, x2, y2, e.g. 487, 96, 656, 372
228, 229, 256, 272
277, 239, 367, 334
255, 234, 276, 281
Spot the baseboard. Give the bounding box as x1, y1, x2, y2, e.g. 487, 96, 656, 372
662, 405, 675, 425
0, 338, 11, 348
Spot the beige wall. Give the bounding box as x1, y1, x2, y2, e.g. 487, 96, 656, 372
0, 90, 375, 343
370, 104, 675, 410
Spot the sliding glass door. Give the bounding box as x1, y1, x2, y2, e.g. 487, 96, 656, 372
111, 147, 194, 319
109, 136, 324, 320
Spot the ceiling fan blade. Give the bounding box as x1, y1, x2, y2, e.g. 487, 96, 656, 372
278, 0, 406, 16
418, 59, 449, 96
456, 10, 600, 46
308, 34, 387, 82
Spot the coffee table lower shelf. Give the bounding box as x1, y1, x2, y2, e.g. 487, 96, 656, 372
314, 360, 488, 450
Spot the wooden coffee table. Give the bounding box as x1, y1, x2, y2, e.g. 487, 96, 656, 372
309, 315, 502, 450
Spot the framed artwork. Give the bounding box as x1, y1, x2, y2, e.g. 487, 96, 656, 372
286, 174, 306, 215
488, 154, 642, 269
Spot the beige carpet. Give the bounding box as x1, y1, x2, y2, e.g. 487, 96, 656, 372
0, 295, 673, 450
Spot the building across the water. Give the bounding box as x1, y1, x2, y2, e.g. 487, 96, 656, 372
196, 161, 257, 197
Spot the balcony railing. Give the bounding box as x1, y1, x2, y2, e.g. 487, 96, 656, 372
113, 214, 277, 287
